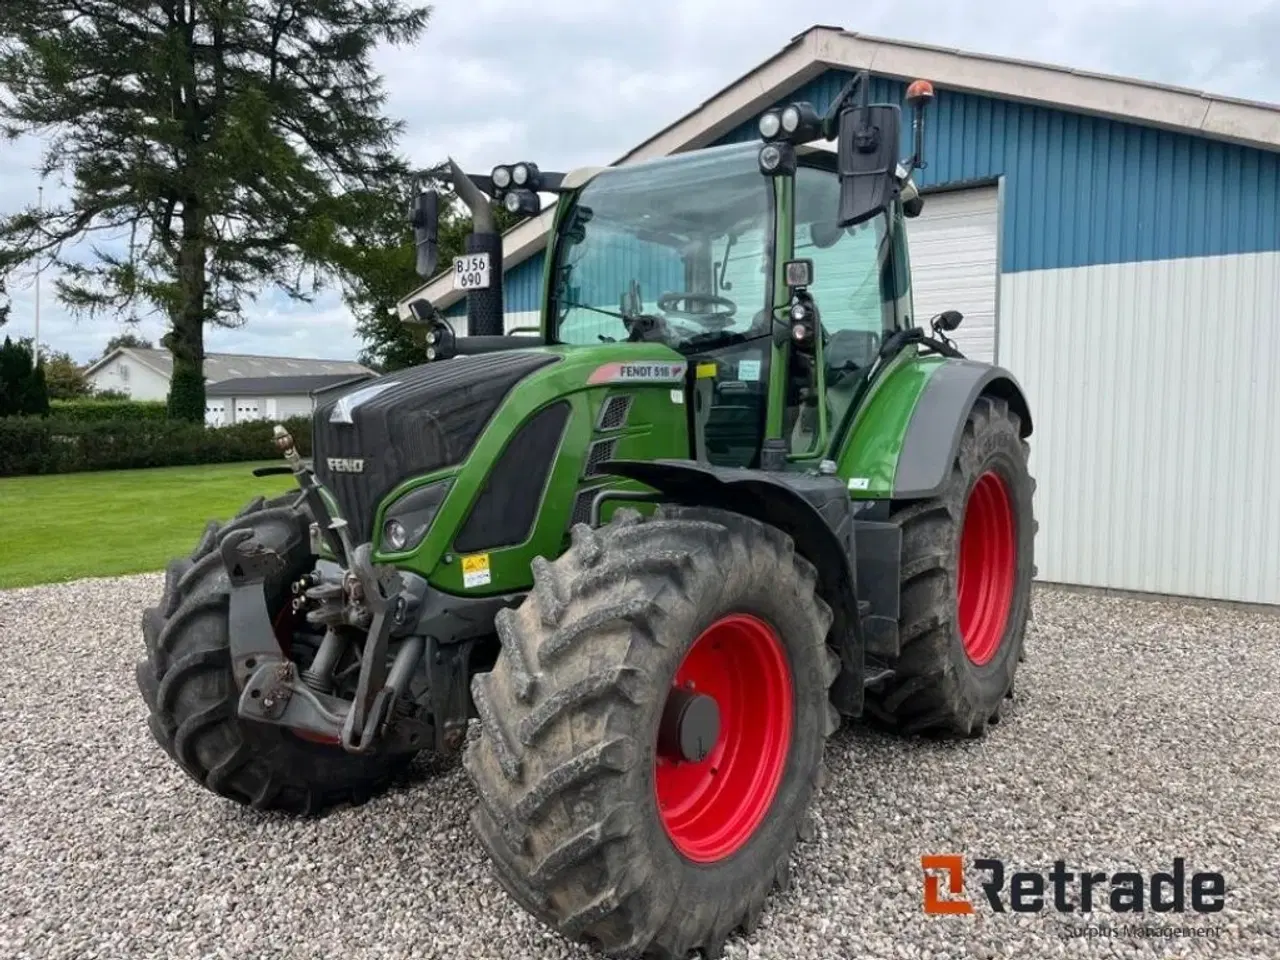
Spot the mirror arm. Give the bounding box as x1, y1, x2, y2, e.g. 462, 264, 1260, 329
821, 70, 870, 140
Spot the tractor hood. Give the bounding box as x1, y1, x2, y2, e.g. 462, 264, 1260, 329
312, 351, 561, 543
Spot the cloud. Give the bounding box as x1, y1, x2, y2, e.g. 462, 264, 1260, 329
3, 0, 1277, 363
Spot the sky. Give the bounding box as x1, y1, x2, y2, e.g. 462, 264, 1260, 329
1, 0, 1277, 364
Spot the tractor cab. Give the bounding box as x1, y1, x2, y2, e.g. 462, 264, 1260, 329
405, 73, 940, 475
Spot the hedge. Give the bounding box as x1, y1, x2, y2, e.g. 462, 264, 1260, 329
49, 398, 170, 423
0, 416, 313, 477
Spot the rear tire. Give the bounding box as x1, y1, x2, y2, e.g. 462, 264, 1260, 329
866, 394, 1036, 736
464, 505, 839, 959
135, 493, 417, 814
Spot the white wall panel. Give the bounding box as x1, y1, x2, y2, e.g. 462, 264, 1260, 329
907, 186, 1000, 363
1001, 250, 1280, 605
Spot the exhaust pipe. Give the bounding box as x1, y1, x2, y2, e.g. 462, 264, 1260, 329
447, 157, 505, 337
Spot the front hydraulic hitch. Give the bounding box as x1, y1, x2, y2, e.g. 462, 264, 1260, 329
222, 530, 429, 754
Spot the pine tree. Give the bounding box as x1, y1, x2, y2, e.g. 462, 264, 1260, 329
0, 0, 430, 420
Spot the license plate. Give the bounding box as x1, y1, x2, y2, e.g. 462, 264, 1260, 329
452, 253, 491, 291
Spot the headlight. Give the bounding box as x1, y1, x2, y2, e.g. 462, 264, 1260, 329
380, 479, 453, 553
383, 519, 409, 551
759, 144, 782, 172
781, 105, 800, 133
491, 165, 512, 189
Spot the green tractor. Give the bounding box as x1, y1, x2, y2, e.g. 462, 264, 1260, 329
136, 73, 1036, 958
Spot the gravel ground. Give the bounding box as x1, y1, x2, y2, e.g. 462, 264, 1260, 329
1, 575, 1277, 960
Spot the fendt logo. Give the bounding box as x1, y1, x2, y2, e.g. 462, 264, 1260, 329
326, 457, 365, 473
922, 856, 1226, 916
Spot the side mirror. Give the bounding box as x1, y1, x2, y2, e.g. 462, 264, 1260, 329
809, 221, 844, 249
836, 103, 901, 228
932, 309, 963, 333
410, 189, 440, 279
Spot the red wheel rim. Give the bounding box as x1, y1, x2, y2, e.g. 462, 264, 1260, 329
654, 614, 793, 863
956, 470, 1017, 665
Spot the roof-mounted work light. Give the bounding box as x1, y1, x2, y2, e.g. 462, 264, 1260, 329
503, 188, 541, 216
759, 101, 822, 145
511, 162, 541, 189
779, 102, 822, 142
758, 141, 796, 177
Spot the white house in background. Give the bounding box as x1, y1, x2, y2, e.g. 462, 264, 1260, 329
203, 374, 374, 426
83, 347, 375, 425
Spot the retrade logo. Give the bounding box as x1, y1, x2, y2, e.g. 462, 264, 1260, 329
922, 855, 973, 914
922, 856, 1226, 916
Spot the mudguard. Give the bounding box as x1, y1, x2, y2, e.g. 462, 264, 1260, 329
599, 458, 867, 715
893, 360, 1033, 499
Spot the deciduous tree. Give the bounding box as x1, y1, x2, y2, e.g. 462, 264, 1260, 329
41, 348, 92, 399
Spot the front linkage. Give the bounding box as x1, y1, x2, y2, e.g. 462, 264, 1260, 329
225, 426, 432, 757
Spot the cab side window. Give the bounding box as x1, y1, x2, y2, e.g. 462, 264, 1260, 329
793, 164, 892, 344
792, 164, 895, 448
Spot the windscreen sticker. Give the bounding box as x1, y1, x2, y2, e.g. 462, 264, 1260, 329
695, 362, 718, 379
461, 553, 491, 588
588, 361, 687, 385
737, 359, 761, 382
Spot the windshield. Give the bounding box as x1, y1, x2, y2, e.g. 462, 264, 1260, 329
549, 143, 772, 351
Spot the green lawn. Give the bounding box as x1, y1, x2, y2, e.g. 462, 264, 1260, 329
0, 462, 297, 589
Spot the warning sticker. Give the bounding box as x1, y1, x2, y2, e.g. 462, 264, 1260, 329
737, 359, 761, 382
461, 553, 492, 588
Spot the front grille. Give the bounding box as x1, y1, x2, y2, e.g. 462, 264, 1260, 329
312, 351, 559, 543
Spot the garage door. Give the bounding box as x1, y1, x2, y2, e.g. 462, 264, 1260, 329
205, 401, 227, 427
906, 186, 1000, 362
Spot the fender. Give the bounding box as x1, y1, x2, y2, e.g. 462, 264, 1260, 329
893, 359, 1033, 499
599, 458, 867, 715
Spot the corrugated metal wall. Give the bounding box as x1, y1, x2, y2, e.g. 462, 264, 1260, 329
1003, 252, 1280, 605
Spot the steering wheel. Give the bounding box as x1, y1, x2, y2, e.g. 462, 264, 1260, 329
657, 291, 737, 327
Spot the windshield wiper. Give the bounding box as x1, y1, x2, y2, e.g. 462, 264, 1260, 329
554, 300, 634, 322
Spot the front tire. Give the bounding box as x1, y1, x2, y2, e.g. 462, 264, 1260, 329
866, 394, 1037, 736
463, 506, 840, 959
135, 493, 417, 814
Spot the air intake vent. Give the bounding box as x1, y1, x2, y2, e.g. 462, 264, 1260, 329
597, 394, 632, 430
571, 487, 601, 528
584, 437, 618, 478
